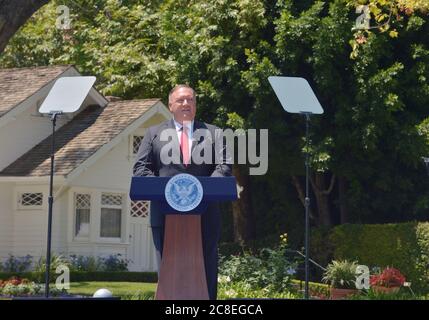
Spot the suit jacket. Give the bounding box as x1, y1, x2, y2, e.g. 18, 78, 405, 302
133, 119, 232, 226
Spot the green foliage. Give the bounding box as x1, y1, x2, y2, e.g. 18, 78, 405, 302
0, 272, 42, 282
0, 282, 42, 297
68, 254, 128, 272
291, 279, 330, 299
1, 0, 429, 237
0, 254, 33, 273
417, 117, 429, 157
218, 280, 299, 299
312, 221, 429, 292
349, 287, 425, 300
99, 254, 129, 272
33, 254, 130, 274
322, 259, 359, 289
68, 255, 101, 272
310, 226, 334, 268
34, 254, 71, 274
0, 277, 66, 297
219, 234, 299, 296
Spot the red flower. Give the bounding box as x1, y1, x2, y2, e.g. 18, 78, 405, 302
370, 267, 406, 288
355, 34, 367, 45
1, 276, 25, 287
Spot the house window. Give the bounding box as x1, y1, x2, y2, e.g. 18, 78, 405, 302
133, 135, 144, 155
18, 192, 43, 209
130, 201, 149, 218
75, 194, 90, 237
100, 193, 122, 238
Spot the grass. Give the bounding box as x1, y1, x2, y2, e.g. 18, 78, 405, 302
68, 282, 157, 300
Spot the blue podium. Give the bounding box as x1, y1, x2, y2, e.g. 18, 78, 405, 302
130, 175, 237, 300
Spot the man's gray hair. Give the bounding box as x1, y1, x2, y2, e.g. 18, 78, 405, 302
168, 84, 196, 103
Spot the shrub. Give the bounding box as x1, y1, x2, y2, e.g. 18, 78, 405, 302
322, 260, 359, 289
34, 254, 71, 274
69, 255, 101, 272
218, 280, 299, 299
370, 267, 406, 288
219, 233, 299, 296
349, 289, 423, 300
312, 221, 429, 292
291, 280, 330, 299
99, 254, 129, 272
68, 254, 129, 272
0, 254, 33, 272
0, 276, 28, 287
34, 253, 129, 273
0, 276, 66, 297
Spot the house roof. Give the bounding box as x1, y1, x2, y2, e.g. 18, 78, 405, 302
0, 65, 73, 117
0, 99, 160, 177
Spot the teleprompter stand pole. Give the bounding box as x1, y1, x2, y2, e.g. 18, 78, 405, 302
44, 111, 62, 298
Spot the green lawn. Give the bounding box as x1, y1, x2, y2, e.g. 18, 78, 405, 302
69, 282, 157, 300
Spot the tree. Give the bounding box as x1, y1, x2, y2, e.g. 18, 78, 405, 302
1, 0, 428, 247
0, 0, 50, 54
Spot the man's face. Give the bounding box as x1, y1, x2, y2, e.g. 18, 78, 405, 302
168, 87, 196, 124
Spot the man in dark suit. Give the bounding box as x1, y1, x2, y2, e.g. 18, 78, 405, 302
133, 84, 232, 300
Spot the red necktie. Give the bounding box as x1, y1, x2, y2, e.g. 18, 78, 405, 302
180, 126, 190, 166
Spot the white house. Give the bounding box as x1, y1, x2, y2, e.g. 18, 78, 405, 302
0, 65, 172, 272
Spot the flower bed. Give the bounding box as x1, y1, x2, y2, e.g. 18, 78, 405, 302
0, 277, 66, 298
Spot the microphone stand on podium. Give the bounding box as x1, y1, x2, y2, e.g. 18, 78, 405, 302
268, 76, 324, 299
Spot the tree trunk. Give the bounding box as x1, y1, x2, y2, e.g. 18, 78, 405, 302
338, 176, 349, 224
0, 0, 51, 54
291, 175, 316, 221
312, 172, 332, 226
231, 164, 255, 245
309, 173, 336, 227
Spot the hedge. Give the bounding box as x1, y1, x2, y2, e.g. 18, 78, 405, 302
311, 221, 429, 292
291, 280, 330, 299
0, 271, 158, 283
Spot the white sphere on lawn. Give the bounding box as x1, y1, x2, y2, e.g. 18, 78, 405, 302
93, 288, 113, 298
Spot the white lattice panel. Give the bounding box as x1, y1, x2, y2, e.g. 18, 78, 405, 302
130, 201, 149, 218
75, 194, 90, 209
20, 193, 43, 206
101, 193, 123, 206
133, 135, 144, 154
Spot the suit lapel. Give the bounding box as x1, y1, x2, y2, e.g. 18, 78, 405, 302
168, 119, 183, 164
168, 118, 179, 142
